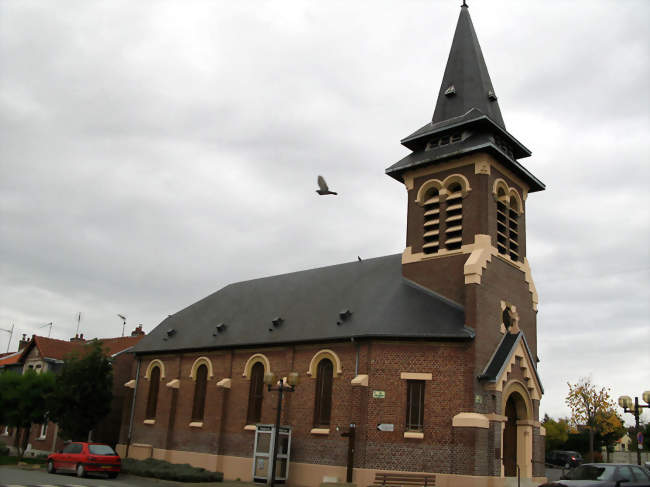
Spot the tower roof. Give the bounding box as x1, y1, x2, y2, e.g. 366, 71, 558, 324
386, 4, 544, 193
432, 3, 504, 129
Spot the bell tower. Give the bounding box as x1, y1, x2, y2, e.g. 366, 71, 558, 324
385, 2, 544, 311
386, 4, 547, 478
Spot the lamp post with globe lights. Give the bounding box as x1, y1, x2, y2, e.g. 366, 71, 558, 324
263, 371, 300, 487
618, 391, 650, 465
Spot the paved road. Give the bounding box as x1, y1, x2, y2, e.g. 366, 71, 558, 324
0, 466, 188, 487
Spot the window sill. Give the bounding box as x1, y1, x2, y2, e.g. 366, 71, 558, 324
143, 419, 156, 425
310, 428, 330, 435
244, 424, 257, 431
36, 436, 47, 441
189, 421, 203, 428
403, 431, 424, 439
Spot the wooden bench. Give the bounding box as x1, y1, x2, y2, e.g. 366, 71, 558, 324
370, 472, 436, 487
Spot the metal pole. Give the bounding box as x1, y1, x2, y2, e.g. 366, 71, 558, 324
268, 379, 284, 487
635, 396, 641, 466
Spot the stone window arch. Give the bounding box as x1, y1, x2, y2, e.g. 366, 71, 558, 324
190, 356, 214, 381
307, 349, 342, 378
242, 353, 271, 379
144, 359, 166, 380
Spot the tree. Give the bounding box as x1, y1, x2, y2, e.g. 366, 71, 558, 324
598, 411, 625, 462
49, 340, 113, 441
542, 414, 570, 452
0, 370, 56, 460
565, 377, 619, 462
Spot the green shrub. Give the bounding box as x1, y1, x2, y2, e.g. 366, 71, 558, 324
122, 458, 223, 482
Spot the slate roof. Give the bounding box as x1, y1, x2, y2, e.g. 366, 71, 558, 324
385, 5, 545, 194
431, 4, 504, 129
133, 254, 472, 355
478, 331, 544, 393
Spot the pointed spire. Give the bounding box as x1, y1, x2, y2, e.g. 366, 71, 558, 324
432, 4, 505, 128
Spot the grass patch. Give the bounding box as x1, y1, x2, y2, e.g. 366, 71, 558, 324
122, 457, 224, 483
0, 456, 47, 465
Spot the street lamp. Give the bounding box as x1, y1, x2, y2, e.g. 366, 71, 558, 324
618, 391, 650, 465
263, 371, 299, 487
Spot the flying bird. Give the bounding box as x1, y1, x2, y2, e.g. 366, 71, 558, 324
316, 175, 337, 195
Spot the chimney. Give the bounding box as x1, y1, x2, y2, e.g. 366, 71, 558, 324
18, 333, 30, 351
131, 325, 145, 337
69, 333, 86, 342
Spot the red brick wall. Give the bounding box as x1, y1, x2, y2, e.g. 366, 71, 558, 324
127, 338, 494, 474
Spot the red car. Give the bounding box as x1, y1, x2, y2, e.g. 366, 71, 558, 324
47, 442, 121, 478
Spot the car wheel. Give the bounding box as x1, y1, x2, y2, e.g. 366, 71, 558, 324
47, 460, 56, 474
76, 463, 86, 478
108, 472, 118, 479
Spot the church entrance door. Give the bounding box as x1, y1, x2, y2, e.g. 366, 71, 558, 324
503, 394, 518, 476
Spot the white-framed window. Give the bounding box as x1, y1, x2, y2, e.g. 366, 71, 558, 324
38, 422, 48, 440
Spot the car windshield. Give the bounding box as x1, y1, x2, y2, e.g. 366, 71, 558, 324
88, 444, 117, 455
566, 465, 615, 480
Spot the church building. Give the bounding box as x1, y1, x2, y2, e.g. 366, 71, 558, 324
121, 4, 546, 486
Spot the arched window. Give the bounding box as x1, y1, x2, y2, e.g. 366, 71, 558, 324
313, 359, 333, 427
444, 181, 463, 250
422, 187, 440, 255
191, 364, 208, 422
246, 362, 264, 424
146, 366, 160, 420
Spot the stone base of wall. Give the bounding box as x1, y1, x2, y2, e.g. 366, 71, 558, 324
116, 444, 547, 487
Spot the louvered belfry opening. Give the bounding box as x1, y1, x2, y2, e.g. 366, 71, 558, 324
496, 188, 508, 255
496, 189, 521, 261
146, 366, 160, 420
508, 196, 520, 260
313, 359, 333, 427
247, 362, 264, 424
444, 182, 463, 250
406, 380, 425, 431
422, 187, 440, 254
191, 364, 208, 422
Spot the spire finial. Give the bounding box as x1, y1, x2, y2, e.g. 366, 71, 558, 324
462, 0, 468, 7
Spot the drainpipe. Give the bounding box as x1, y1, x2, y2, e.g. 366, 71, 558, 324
126, 358, 141, 459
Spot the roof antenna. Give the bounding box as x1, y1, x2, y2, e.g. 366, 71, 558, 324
75, 312, 81, 336
117, 314, 126, 336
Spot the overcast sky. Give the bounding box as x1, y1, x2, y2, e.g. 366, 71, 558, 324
1, 0, 648, 424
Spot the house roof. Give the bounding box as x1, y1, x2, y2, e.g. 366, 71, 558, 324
133, 253, 472, 355
16, 334, 144, 363
0, 350, 23, 367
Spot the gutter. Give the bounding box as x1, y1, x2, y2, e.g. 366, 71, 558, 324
125, 358, 141, 459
